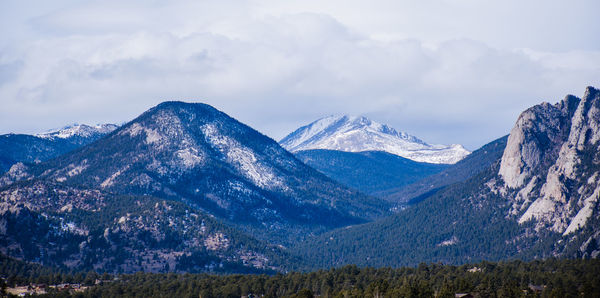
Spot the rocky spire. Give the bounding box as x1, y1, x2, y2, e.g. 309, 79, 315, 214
499, 86, 600, 233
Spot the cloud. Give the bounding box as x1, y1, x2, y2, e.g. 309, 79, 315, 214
0, 0, 599, 149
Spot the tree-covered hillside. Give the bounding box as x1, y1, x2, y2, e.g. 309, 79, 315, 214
2, 255, 599, 297
290, 159, 594, 269
295, 149, 447, 195
380, 135, 507, 203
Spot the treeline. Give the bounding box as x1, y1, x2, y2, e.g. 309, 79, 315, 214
291, 165, 529, 269
84, 259, 600, 297
3, 257, 599, 297
0, 253, 112, 287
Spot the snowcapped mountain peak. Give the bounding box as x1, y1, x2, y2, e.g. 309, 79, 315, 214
280, 115, 470, 164
37, 123, 118, 140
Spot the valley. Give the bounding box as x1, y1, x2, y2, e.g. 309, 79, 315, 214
0, 87, 599, 297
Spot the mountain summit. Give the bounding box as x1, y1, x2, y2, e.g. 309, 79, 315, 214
0, 101, 391, 272
36, 123, 118, 144
3, 101, 387, 243
280, 115, 470, 164
498, 86, 600, 236
295, 86, 600, 267
0, 123, 118, 173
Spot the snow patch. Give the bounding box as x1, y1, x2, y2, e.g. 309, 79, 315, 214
101, 165, 130, 188
280, 115, 470, 164
37, 123, 117, 139
437, 236, 458, 246
202, 124, 285, 190
124, 123, 163, 145
66, 162, 88, 177
175, 148, 204, 169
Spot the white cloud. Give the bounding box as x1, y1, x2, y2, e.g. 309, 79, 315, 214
0, 0, 599, 149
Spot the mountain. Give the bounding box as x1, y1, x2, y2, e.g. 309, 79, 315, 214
280, 115, 471, 164
293, 86, 600, 268
36, 123, 119, 145
379, 135, 508, 203
294, 149, 448, 196
0, 101, 389, 273
497, 87, 600, 237
0, 184, 294, 273
0, 124, 118, 173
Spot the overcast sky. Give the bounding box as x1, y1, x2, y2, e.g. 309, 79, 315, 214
1, 0, 599, 149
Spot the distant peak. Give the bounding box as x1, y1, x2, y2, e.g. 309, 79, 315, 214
280, 114, 470, 164
585, 85, 599, 93
315, 115, 388, 131
313, 114, 355, 123
37, 123, 118, 139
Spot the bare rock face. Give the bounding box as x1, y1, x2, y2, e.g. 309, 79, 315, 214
580, 230, 600, 259
499, 86, 600, 234
498, 101, 570, 188
0, 162, 30, 188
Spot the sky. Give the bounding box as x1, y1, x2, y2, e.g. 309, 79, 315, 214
1, 0, 599, 149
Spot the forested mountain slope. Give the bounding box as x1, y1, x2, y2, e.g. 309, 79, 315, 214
0, 124, 117, 173
295, 149, 447, 195
380, 135, 508, 203
0, 102, 389, 273
293, 87, 600, 268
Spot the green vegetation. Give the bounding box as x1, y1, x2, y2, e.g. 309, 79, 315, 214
290, 161, 571, 269
295, 149, 447, 195
381, 135, 507, 203
0, 183, 294, 274
2, 255, 600, 297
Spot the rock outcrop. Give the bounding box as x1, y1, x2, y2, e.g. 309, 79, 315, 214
499, 86, 600, 234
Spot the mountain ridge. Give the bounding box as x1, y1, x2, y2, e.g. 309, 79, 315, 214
3, 87, 600, 273
5, 101, 389, 239
379, 135, 508, 203
497, 86, 600, 235
294, 149, 448, 196
293, 86, 600, 268
36, 123, 118, 142
0, 123, 118, 173
280, 115, 470, 164
0, 101, 390, 273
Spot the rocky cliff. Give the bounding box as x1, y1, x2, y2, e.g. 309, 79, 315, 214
498, 87, 600, 238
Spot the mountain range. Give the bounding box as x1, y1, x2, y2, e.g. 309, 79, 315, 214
380, 135, 508, 203
294, 149, 448, 196
0, 124, 117, 173
1, 86, 599, 274
294, 86, 600, 267
280, 115, 471, 164
0, 102, 388, 273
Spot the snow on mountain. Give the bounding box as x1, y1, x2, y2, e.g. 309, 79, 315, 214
37, 123, 118, 140
280, 115, 470, 164
1, 124, 120, 173
4, 102, 388, 242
